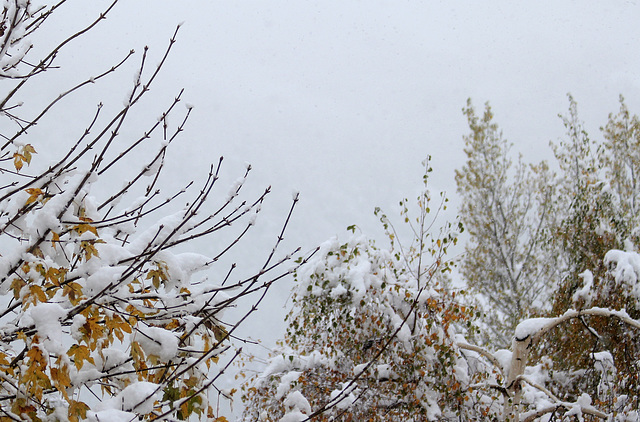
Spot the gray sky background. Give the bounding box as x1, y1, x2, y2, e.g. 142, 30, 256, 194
21, 0, 640, 413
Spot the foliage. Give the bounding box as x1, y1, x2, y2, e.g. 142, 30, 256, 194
539, 96, 640, 412
456, 95, 640, 421
601, 96, 640, 231
0, 2, 299, 421
241, 152, 640, 422
455, 100, 555, 348
241, 162, 491, 421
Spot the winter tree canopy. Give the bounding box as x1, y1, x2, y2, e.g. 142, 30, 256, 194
1, 2, 640, 422
0, 2, 300, 420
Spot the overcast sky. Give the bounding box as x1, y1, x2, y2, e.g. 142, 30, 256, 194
24, 1, 640, 411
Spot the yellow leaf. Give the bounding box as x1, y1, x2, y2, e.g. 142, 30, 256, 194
81, 240, 102, 260
46, 267, 66, 287
63, 281, 84, 306
24, 187, 42, 205
131, 341, 145, 361
24, 285, 47, 307
68, 400, 89, 422
67, 344, 95, 370
79, 316, 105, 349
146, 269, 167, 289
13, 153, 23, 171
105, 314, 132, 342
51, 231, 60, 249
10, 278, 26, 300
51, 364, 72, 399
164, 319, 181, 330
73, 223, 98, 237
22, 144, 36, 164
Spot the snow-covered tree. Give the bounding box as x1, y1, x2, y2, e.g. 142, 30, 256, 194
601, 95, 640, 240
455, 100, 555, 348
540, 96, 640, 411
241, 235, 473, 421
240, 155, 640, 422
240, 162, 487, 421
456, 96, 640, 421
0, 2, 299, 421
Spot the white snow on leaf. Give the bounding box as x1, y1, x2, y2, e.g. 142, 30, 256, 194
278, 410, 307, 422
374, 363, 394, 380
329, 383, 357, 410
276, 370, 302, 400
70, 314, 87, 342
87, 409, 138, 422
29, 302, 67, 355
159, 251, 210, 285
592, 351, 614, 370
96, 381, 160, 414
604, 249, 640, 301
135, 324, 179, 361
84, 266, 122, 297
330, 283, 348, 298
572, 270, 594, 305
97, 348, 132, 373
564, 393, 593, 421
493, 349, 513, 377
283, 390, 311, 414
353, 362, 368, 376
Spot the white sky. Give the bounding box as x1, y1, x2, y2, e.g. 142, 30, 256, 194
19, 0, 640, 413
43, 1, 640, 220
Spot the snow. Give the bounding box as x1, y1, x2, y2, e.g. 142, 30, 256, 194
592, 351, 614, 369
70, 314, 87, 342
604, 249, 640, 301
514, 317, 555, 340
95, 381, 160, 414
29, 302, 67, 355
97, 348, 132, 372
135, 324, 179, 361
374, 363, 394, 380
564, 393, 593, 420
572, 270, 594, 305
4, 1, 640, 420
276, 370, 302, 399
159, 251, 211, 285
493, 349, 513, 376
278, 411, 307, 422
87, 409, 138, 422
282, 390, 311, 415
329, 383, 356, 410
84, 266, 122, 297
